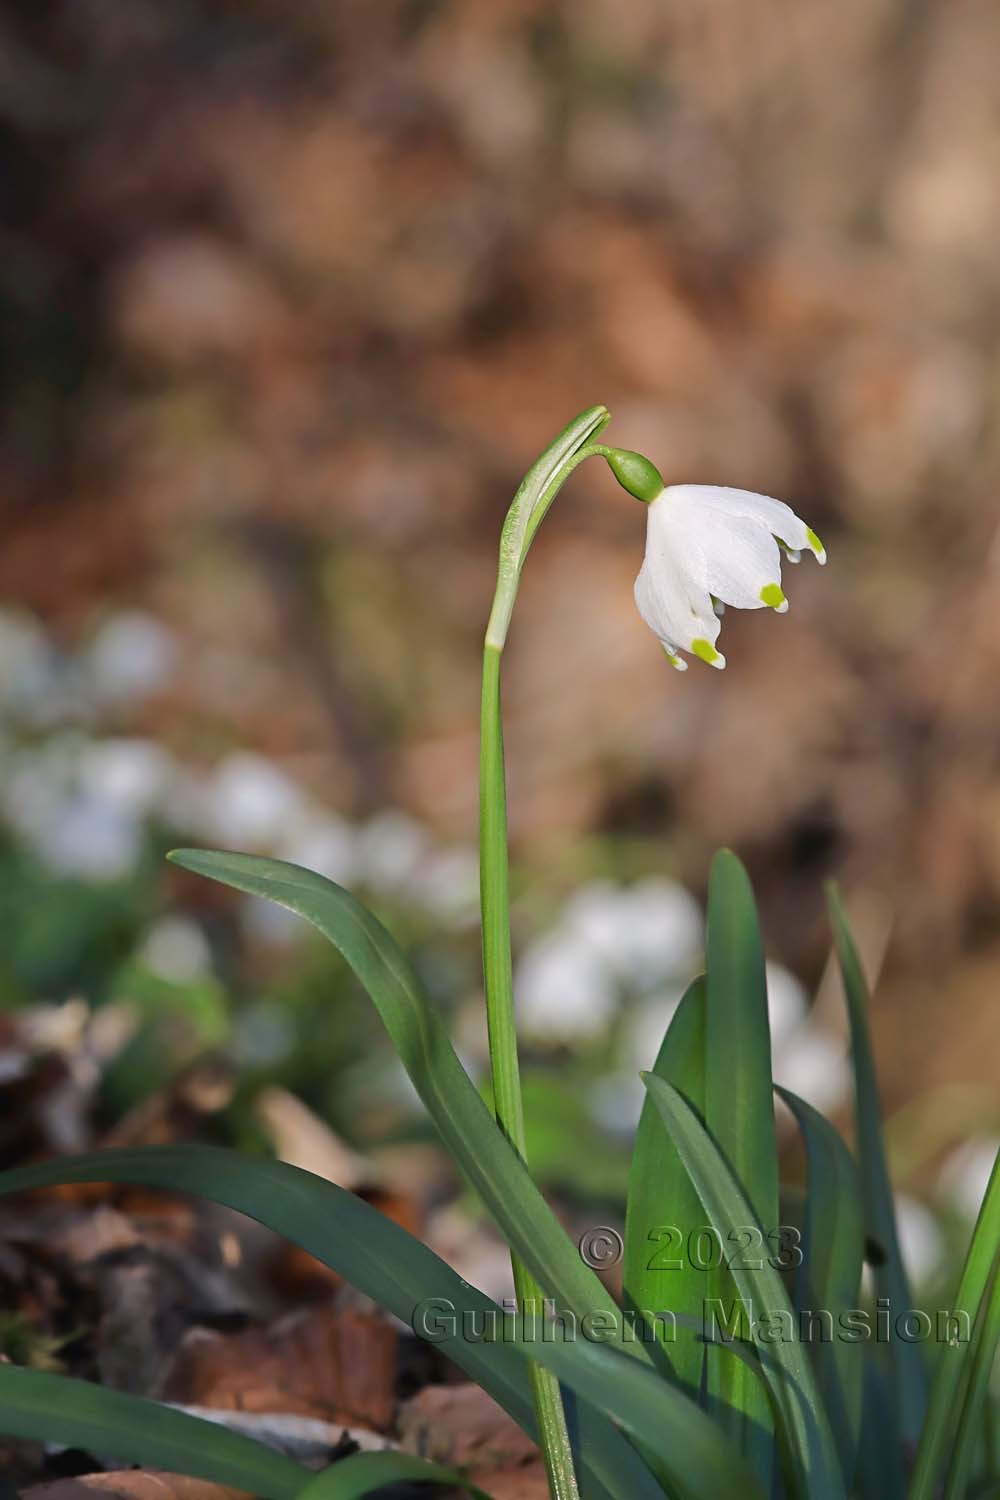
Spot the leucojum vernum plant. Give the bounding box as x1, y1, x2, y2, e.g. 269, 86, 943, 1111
3, 406, 1000, 1500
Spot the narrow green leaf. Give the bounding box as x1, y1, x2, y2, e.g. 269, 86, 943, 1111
166, 854, 634, 1346
855, 1362, 905, 1500
0, 1147, 659, 1500
0, 1364, 308, 1498
624, 977, 707, 1395
778, 1086, 865, 1490
643, 1074, 845, 1500
909, 1143, 1000, 1500
943, 1255, 1000, 1500
506, 1326, 767, 1500
297, 1452, 493, 1499
704, 850, 778, 1483
828, 883, 927, 1447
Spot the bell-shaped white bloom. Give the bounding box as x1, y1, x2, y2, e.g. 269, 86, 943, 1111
634, 485, 826, 670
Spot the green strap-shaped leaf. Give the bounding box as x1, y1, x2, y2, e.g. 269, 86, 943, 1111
0, 1147, 659, 1500
778, 1086, 864, 1491
827, 883, 927, 1447
502, 1323, 766, 1500
704, 851, 778, 1485
624, 977, 707, 1396
909, 1142, 1000, 1500
642, 1074, 845, 1500
297, 1452, 493, 1499
941, 1255, 1000, 1500
0, 1364, 308, 1498
168, 850, 628, 1347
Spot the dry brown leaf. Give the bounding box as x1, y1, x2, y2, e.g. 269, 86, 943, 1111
23, 1471, 251, 1500
164, 1304, 398, 1432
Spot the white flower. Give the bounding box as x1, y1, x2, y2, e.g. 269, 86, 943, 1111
765, 962, 808, 1051
515, 929, 618, 1041
634, 485, 826, 669
894, 1195, 944, 1289
205, 752, 305, 848
140, 916, 213, 982
938, 1137, 1000, 1221
565, 877, 703, 990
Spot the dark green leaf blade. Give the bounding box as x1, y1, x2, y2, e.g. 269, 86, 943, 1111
624, 977, 707, 1395
704, 850, 778, 1482
298, 1452, 493, 1499
0, 1364, 307, 1498
507, 1328, 767, 1500
909, 1143, 1000, 1500
166, 850, 626, 1344
0, 1146, 659, 1500
827, 883, 927, 1447
642, 1073, 845, 1500
777, 1086, 865, 1492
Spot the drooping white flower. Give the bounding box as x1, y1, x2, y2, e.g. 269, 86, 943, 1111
633, 484, 826, 670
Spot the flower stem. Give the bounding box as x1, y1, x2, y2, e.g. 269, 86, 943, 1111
479, 410, 614, 1499
480, 643, 580, 1500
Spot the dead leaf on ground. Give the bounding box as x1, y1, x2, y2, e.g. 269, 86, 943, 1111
23, 1472, 251, 1500
164, 1303, 398, 1432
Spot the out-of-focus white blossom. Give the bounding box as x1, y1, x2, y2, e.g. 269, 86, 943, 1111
565, 877, 703, 990
772, 1027, 850, 1116
417, 848, 481, 927
86, 612, 178, 703
894, 1194, 945, 1289
515, 929, 617, 1040
141, 916, 213, 982
31, 796, 141, 880
626, 984, 687, 1071
765, 962, 808, 1051
938, 1137, 1000, 1221
589, 1071, 647, 1136
356, 810, 429, 893
280, 814, 360, 887
79, 738, 174, 819
205, 752, 306, 849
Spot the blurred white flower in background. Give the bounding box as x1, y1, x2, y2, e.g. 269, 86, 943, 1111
417, 847, 480, 927
79, 738, 175, 819
518, 876, 703, 1043
767, 962, 850, 1117
894, 1194, 945, 1288
626, 983, 686, 1072
765, 961, 807, 1050
85, 612, 178, 704
938, 1136, 1000, 1221
356, 810, 429, 893
562, 878, 703, 989
516, 927, 618, 1040
279, 814, 360, 887
589, 1070, 648, 1136
772, 1028, 849, 1116
31, 795, 141, 880
205, 752, 306, 849
140, 915, 213, 982
0, 611, 83, 726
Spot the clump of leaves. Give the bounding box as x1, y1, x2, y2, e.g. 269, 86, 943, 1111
1, 412, 996, 1499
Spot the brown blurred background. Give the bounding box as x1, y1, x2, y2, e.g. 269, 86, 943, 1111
2, 0, 1000, 1115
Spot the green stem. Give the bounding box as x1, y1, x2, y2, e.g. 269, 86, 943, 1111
480, 644, 580, 1500
476, 411, 617, 1500
479, 413, 615, 1499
